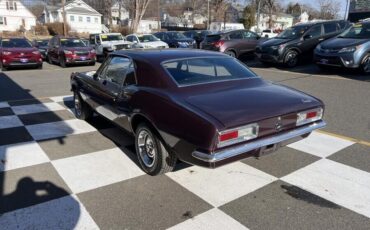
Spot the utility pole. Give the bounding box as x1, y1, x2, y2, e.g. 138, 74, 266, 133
256, 0, 262, 33
62, 0, 67, 36
207, 0, 210, 30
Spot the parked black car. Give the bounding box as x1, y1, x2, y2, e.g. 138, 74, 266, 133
153, 31, 196, 48
183, 30, 212, 48
314, 21, 370, 73
33, 39, 49, 60
255, 20, 350, 67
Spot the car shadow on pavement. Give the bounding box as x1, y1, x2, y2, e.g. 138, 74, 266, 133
245, 58, 370, 82
0, 73, 81, 228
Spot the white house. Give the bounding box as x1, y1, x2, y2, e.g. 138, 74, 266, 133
111, 2, 129, 25
43, 0, 103, 34
130, 19, 160, 34
299, 12, 309, 23
253, 13, 293, 31
0, 0, 36, 32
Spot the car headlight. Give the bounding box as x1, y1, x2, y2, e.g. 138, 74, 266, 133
2, 51, 12, 55
64, 50, 73, 54
178, 42, 187, 46
315, 44, 321, 51
32, 51, 41, 55
90, 49, 96, 54
39, 49, 46, 52
338, 46, 360, 53
271, 44, 286, 53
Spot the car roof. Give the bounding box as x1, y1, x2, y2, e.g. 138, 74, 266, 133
294, 20, 347, 27
114, 49, 227, 64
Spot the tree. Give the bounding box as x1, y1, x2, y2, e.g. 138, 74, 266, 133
262, 0, 278, 28
123, 0, 153, 33
286, 2, 301, 17
317, 0, 341, 19
242, 4, 256, 30
212, 0, 230, 22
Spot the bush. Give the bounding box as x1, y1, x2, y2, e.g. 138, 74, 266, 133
34, 24, 49, 36
46, 22, 70, 36
111, 26, 129, 36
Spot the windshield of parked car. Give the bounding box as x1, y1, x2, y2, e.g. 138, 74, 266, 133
162, 57, 257, 86
100, 34, 124, 41
338, 23, 370, 39
61, 39, 86, 47
138, 35, 160, 42
277, 25, 309, 39
167, 32, 187, 39
36, 40, 49, 46
1, 38, 32, 48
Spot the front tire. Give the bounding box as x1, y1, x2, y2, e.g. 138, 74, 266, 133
361, 55, 370, 74
284, 50, 299, 68
59, 56, 67, 68
135, 124, 177, 175
73, 91, 93, 120
0, 61, 7, 71
225, 50, 236, 58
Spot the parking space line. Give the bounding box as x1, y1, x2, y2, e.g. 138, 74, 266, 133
316, 130, 370, 147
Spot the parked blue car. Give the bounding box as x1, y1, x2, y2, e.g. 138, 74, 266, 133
153, 31, 196, 48
314, 21, 370, 73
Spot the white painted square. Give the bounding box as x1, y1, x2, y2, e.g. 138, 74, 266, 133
167, 162, 277, 207
0, 141, 50, 171
288, 132, 354, 158
168, 208, 249, 230
50, 95, 73, 103
52, 148, 144, 193
26, 119, 96, 140
11, 102, 65, 115
0, 115, 23, 129
0, 102, 9, 108
282, 159, 370, 218
0, 195, 99, 229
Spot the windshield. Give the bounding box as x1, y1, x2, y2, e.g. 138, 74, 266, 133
277, 25, 309, 39
138, 35, 160, 42
36, 40, 49, 46
162, 57, 257, 86
167, 32, 187, 39
61, 39, 86, 47
338, 23, 370, 39
1, 38, 32, 48
101, 34, 124, 42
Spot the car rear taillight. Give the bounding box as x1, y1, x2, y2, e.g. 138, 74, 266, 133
2, 51, 11, 55
217, 123, 259, 148
296, 108, 323, 126
212, 40, 225, 48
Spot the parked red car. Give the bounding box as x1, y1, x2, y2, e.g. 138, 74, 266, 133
47, 36, 96, 68
0, 38, 42, 71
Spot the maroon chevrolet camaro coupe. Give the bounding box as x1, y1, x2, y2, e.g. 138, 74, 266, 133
70, 49, 326, 175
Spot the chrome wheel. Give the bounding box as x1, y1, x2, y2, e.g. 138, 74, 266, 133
74, 92, 82, 118
137, 130, 156, 167
285, 51, 298, 67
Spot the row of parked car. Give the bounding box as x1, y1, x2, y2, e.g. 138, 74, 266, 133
1, 19, 369, 73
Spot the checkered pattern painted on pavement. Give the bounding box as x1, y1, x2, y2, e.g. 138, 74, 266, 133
0, 95, 370, 230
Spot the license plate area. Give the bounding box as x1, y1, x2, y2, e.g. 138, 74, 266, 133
320, 59, 328, 64
20, 58, 28, 63
257, 143, 280, 158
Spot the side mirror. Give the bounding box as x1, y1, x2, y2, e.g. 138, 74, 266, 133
93, 73, 98, 80
303, 34, 312, 40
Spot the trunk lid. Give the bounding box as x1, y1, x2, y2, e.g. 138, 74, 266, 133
184, 81, 321, 131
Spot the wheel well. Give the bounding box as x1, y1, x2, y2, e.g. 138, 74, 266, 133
131, 114, 156, 134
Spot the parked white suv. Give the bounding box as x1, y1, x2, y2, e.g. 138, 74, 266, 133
89, 33, 132, 59
261, 29, 278, 38
126, 34, 169, 49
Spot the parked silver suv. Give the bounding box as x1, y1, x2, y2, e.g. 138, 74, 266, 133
89, 33, 132, 59
314, 21, 370, 73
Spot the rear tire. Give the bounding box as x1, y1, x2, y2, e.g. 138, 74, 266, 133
89, 61, 96, 66
59, 56, 67, 68
73, 91, 93, 120
0, 61, 7, 71
47, 55, 53, 64
37, 64, 43, 69
284, 50, 299, 68
225, 50, 236, 58
135, 123, 177, 175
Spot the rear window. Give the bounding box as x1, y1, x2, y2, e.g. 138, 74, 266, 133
324, 23, 338, 34
1, 38, 32, 48
61, 39, 86, 47
205, 35, 221, 42
162, 57, 257, 86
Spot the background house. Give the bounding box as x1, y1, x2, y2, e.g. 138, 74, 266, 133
42, 0, 103, 34
0, 0, 36, 32
111, 2, 129, 26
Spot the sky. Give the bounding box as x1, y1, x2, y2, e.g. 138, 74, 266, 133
278, 0, 348, 18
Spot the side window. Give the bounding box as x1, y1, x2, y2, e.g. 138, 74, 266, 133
155, 33, 163, 40
126, 36, 133, 42
306, 25, 322, 38
134, 36, 139, 43
324, 23, 337, 34
95, 35, 101, 44
89, 35, 95, 44
104, 56, 132, 85
229, 31, 243, 39
242, 31, 258, 39
123, 63, 137, 86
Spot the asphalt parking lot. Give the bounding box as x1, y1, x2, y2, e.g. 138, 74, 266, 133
0, 60, 369, 229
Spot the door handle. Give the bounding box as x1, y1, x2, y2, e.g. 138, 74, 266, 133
318, 38, 324, 41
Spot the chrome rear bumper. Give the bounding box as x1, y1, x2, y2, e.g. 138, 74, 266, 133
192, 121, 326, 163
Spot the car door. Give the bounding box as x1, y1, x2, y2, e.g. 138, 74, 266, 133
240, 30, 260, 55
227, 31, 244, 54
91, 55, 132, 121
300, 24, 323, 54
